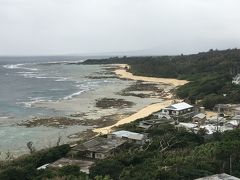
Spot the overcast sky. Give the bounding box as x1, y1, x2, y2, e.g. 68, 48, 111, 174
1, 0, 240, 55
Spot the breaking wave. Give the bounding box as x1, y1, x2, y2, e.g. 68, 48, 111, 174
17, 97, 51, 108
63, 89, 88, 100
3, 63, 38, 71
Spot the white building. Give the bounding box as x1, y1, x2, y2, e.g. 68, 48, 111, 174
108, 130, 147, 145
158, 102, 194, 118
225, 120, 239, 128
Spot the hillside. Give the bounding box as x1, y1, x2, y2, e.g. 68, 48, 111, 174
89, 121, 240, 180
83, 49, 240, 109
1, 121, 240, 179
1, 49, 240, 179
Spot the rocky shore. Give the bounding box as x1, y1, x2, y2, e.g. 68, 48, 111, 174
15, 63, 185, 153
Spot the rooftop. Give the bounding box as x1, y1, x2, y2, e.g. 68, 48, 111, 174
164, 102, 193, 111
208, 116, 225, 122
232, 115, 240, 120
193, 113, 206, 119
215, 104, 240, 111
178, 122, 197, 129
138, 123, 152, 129
49, 158, 94, 174
141, 119, 173, 125
200, 124, 233, 135
73, 137, 126, 153
226, 120, 239, 126
111, 130, 145, 141
195, 173, 240, 180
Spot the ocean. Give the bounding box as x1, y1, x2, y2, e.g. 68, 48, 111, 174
0, 56, 164, 156
0, 56, 125, 156
0, 56, 111, 121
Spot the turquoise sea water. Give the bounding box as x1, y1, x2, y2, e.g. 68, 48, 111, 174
0, 57, 112, 121
0, 56, 120, 155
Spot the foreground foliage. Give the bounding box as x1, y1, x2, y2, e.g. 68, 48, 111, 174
0, 145, 85, 180
89, 122, 240, 180
1, 122, 240, 179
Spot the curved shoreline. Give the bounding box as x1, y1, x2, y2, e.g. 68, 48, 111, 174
114, 64, 189, 86
93, 100, 173, 134
93, 64, 187, 134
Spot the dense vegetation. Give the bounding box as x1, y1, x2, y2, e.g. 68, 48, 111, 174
1, 120, 240, 179
2, 122, 240, 180
0, 145, 88, 180
2, 49, 240, 179
89, 120, 240, 180
83, 49, 240, 109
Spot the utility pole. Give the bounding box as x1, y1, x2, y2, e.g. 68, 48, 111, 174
230, 155, 232, 175
216, 105, 220, 132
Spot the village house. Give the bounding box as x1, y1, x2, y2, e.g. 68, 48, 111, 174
199, 124, 219, 135
192, 113, 206, 126
225, 120, 239, 129
156, 102, 194, 119
138, 119, 175, 129
207, 116, 226, 125
108, 130, 147, 145
138, 120, 155, 129
231, 114, 240, 122
177, 122, 198, 133
214, 104, 240, 116
48, 158, 95, 174
176, 113, 237, 135
71, 137, 126, 159
177, 122, 231, 135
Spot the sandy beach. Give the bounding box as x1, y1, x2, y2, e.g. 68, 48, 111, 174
93, 64, 187, 134
114, 64, 189, 86
25, 63, 186, 149
2, 62, 187, 155
93, 100, 173, 134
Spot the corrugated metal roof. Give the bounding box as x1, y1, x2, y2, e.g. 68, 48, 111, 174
165, 102, 193, 111
111, 130, 145, 140
178, 122, 197, 129
73, 137, 126, 153
195, 173, 240, 180
193, 113, 206, 119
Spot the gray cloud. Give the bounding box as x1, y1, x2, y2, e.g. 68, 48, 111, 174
0, 0, 240, 55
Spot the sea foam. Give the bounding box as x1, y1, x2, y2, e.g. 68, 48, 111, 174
63, 90, 88, 100
17, 97, 50, 108
3, 63, 38, 71
3, 64, 24, 69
